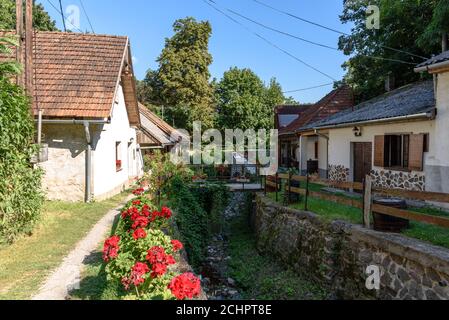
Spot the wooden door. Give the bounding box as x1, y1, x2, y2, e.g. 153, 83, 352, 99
353, 142, 372, 183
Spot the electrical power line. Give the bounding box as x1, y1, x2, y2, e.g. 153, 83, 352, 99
58, 0, 67, 32
283, 83, 334, 94
46, 0, 84, 33
220, 3, 416, 65
79, 0, 95, 33
202, 0, 337, 81
250, 0, 429, 60
227, 7, 338, 51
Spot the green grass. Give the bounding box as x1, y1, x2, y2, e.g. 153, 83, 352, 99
68, 248, 125, 300
267, 191, 363, 224
227, 206, 328, 300
0, 192, 130, 300
266, 191, 449, 249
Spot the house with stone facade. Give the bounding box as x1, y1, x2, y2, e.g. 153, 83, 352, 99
275, 85, 354, 177
28, 32, 144, 202
310, 81, 435, 191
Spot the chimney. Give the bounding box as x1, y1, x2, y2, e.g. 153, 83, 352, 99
16, 0, 24, 87
385, 73, 395, 92
442, 33, 448, 53
25, 0, 33, 97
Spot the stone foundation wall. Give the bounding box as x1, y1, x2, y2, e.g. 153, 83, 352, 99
371, 169, 425, 191
252, 194, 449, 300
329, 164, 349, 182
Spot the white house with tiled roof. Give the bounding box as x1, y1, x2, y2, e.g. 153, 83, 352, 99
27, 32, 144, 202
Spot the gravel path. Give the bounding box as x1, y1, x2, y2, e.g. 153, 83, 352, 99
32, 194, 134, 300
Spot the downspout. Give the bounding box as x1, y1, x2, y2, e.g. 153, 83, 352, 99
84, 121, 92, 203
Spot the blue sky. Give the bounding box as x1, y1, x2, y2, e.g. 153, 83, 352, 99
37, 0, 352, 103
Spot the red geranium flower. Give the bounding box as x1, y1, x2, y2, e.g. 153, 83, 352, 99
132, 216, 149, 229
133, 188, 145, 196
171, 240, 183, 252
133, 200, 141, 206
141, 205, 151, 217
102, 235, 120, 262
130, 262, 149, 286
146, 246, 176, 277
151, 263, 167, 278
168, 273, 201, 300
146, 246, 167, 265
161, 206, 172, 219
132, 228, 147, 240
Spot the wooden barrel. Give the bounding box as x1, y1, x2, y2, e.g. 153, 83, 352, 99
373, 198, 410, 233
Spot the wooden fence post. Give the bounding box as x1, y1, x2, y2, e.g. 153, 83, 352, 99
287, 171, 292, 205
363, 174, 372, 228
264, 174, 267, 196
275, 172, 279, 203
305, 173, 310, 211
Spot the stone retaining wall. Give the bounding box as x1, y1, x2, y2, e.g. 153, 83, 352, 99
252, 194, 449, 300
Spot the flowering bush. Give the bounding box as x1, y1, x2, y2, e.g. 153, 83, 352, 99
103, 188, 201, 300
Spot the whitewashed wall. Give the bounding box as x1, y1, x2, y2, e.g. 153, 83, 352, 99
92, 84, 143, 200
326, 120, 434, 188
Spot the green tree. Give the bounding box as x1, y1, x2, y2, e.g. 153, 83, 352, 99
215, 67, 286, 131
339, 0, 440, 103
0, 35, 43, 244
140, 17, 215, 131
418, 0, 449, 49
0, 0, 58, 31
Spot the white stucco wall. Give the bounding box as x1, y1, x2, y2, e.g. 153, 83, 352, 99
425, 72, 449, 193
325, 120, 434, 188
318, 136, 328, 174
92, 84, 143, 200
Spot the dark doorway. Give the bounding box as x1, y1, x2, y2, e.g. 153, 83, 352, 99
353, 142, 372, 183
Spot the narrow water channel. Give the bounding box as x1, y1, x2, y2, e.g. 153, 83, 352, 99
200, 192, 245, 300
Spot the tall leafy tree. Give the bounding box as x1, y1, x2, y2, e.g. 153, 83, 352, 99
0, 0, 58, 31
215, 67, 286, 131
140, 17, 215, 131
339, 0, 441, 103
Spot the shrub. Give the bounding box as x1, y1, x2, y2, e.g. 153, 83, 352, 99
103, 189, 201, 300
0, 78, 43, 244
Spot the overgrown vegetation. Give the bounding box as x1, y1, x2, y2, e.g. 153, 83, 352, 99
0, 36, 43, 244
227, 194, 328, 300
166, 176, 229, 268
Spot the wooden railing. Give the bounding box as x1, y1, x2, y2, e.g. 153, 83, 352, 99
264, 173, 449, 230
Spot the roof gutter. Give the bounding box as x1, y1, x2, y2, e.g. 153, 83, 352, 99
313, 111, 435, 131
36, 119, 110, 125
414, 60, 449, 73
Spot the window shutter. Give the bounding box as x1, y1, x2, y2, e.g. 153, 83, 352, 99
374, 135, 385, 167
409, 134, 424, 171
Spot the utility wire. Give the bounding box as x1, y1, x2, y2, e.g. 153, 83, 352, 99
79, 0, 95, 34
227, 7, 338, 51
203, 0, 337, 81
250, 0, 429, 60
221, 3, 416, 65
283, 83, 334, 94
46, 0, 84, 33
58, 0, 67, 32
